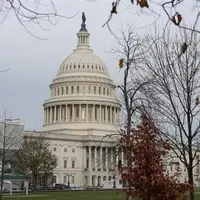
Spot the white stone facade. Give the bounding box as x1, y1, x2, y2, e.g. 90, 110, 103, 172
39, 19, 121, 186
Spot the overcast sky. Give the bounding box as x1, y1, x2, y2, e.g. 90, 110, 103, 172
0, 0, 198, 130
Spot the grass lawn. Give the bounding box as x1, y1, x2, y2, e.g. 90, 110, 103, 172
2, 190, 200, 200
3, 191, 125, 200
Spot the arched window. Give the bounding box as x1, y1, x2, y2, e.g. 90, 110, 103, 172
107, 88, 109, 96
94, 86, 96, 94
103, 87, 105, 95
71, 86, 74, 94
64, 160, 67, 168
77, 86, 80, 94
66, 86, 68, 94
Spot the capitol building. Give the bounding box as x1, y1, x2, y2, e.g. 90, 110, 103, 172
31, 15, 123, 187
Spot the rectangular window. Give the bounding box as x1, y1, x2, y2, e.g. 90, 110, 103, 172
77, 86, 80, 94
72, 160, 75, 168
64, 160, 67, 168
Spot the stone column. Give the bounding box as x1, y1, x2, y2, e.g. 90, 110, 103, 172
86, 104, 88, 122
85, 147, 87, 168
59, 105, 62, 122
93, 105, 95, 122
95, 176, 98, 186
50, 107, 52, 124
116, 148, 119, 165
110, 107, 112, 123
105, 147, 108, 171
65, 105, 68, 122
121, 148, 124, 165
89, 146, 91, 169
47, 107, 51, 124
94, 147, 97, 170
99, 105, 101, 123
44, 108, 48, 125
54, 106, 56, 123
113, 107, 116, 124
79, 104, 81, 122
72, 104, 75, 122
100, 147, 102, 170
110, 148, 113, 168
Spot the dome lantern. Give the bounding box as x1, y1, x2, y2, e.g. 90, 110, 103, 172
76, 12, 90, 50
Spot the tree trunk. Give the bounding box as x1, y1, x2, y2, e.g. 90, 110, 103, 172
32, 176, 37, 191
188, 166, 194, 200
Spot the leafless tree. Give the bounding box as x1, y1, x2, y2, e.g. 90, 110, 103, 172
141, 28, 200, 200
0, 0, 78, 38
106, 26, 151, 199
0, 108, 23, 199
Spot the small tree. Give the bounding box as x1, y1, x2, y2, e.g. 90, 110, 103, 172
14, 136, 57, 190
119, 113, 190, 200
0, 110, 22, 200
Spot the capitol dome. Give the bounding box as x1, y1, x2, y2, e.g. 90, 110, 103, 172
42, 15, 121, 135
57, 48, 109, 77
